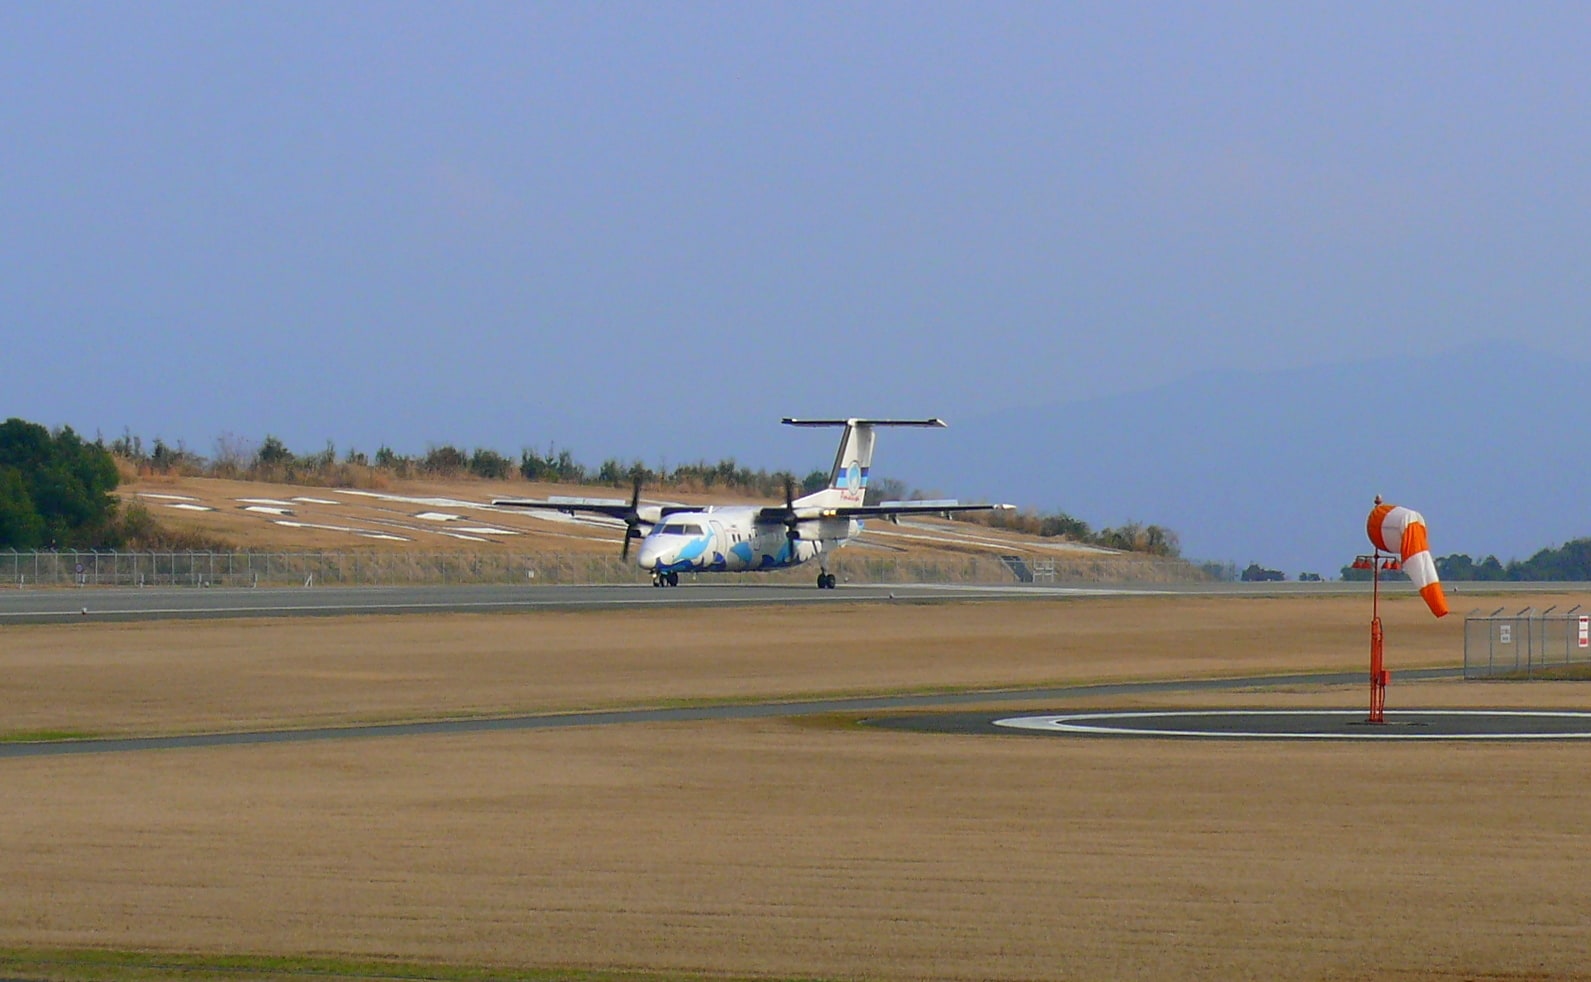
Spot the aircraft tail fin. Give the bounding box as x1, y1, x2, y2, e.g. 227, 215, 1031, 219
782, 418, 945, 507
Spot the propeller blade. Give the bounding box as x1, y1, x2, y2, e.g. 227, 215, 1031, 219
783, 475, 800, 541
621, 468, 644, 560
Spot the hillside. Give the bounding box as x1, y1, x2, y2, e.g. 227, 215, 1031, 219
115, 473, 1185, 581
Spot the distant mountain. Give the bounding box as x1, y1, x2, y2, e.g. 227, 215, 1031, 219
886, 343, 1591, 578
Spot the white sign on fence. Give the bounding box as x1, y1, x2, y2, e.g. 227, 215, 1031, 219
1500, 624, 1513, 645
1579, 615, 1589, 650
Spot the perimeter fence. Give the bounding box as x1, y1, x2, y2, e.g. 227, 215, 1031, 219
1464, 604, 1591, 679
0, 549, 1205, 589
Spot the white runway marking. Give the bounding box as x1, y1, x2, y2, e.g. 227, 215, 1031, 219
995, 709, 1591, 740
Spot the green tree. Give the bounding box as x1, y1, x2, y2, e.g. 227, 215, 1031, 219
469, 448, 512, 480
0, 419, 121, 547
256, 435, 292, 468
1435, 553, 1477, 580
297, 440, 336, 474
422, 444, 468, 476
0, 418, 52, 472
0, 467, 45, 548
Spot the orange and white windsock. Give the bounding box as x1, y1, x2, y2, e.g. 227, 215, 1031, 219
1367, 502, 1449, 618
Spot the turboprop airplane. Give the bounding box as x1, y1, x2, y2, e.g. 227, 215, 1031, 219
494, 418, 1012, 588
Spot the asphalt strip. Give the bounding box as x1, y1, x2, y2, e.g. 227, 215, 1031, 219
0, 669, 1475, 759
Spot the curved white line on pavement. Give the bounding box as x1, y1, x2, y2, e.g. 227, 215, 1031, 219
994, 709, 1591, 740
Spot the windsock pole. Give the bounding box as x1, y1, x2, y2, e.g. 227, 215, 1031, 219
1350, 548, 1395, 724
1368, 549, 1390, 724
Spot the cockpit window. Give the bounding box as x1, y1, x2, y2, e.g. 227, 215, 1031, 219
660, 523, 705, 536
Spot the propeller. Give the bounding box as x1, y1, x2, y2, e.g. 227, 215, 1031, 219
620, 469, 644, 560
782, 475, 801, 550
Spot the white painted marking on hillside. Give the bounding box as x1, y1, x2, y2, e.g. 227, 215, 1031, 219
136, 492, 198, 501
332, 489, 493, 510
165, 503, 216, 512
242, 505, 295, 516
273, 520, 411, 542
238, 498, 297, 506
290, 497, 341, 505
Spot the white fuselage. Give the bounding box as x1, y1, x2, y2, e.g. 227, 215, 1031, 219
635, 505, 862, 576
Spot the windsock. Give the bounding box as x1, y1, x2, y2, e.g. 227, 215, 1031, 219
1367, 503, 1448, 617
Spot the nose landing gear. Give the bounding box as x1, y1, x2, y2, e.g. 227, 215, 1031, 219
651, 571, 681, 587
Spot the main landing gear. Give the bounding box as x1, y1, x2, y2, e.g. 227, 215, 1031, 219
651, 571, 680, 588
816, 571, 837, 589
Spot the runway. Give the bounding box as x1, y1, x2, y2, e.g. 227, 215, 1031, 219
0, 581, 1179, 623
0, 668, 1464, 759
0, 577, 1489, 624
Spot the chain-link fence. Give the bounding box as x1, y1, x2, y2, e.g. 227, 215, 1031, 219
1464, 605, 1591, 679
0, 549, 1207, 589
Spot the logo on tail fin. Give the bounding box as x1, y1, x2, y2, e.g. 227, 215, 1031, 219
782, 417, 945, 508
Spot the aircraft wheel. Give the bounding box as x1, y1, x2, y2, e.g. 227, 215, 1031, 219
667, 571, 680, 587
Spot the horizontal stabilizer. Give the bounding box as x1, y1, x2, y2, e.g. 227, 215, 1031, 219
782, 417, 946, 428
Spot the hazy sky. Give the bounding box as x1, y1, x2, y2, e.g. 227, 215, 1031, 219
6, 2, 1590, 471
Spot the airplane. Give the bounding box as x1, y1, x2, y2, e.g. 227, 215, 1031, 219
493, 418, 1013, 588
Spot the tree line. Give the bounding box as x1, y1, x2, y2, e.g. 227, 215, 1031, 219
1435, 541, 1591, 581
112, 430, 835, 501
1337, 540, 1591, 582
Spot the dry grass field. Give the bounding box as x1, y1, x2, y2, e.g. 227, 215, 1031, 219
5, 593, 1591, 981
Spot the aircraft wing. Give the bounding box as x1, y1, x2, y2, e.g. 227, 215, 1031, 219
493, 496, 635, 520
492, 497, 697, 522
759, 500, 1014, 522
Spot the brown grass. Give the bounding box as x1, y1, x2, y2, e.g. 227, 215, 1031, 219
5, 594, 1591, 981
112, 473, 1131, 566
1, 595, 1471, 736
